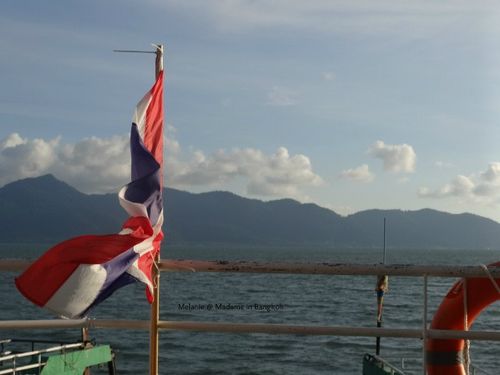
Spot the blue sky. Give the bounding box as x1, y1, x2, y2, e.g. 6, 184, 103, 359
2, 1, 500, 221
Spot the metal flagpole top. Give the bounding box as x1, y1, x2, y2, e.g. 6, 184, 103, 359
113, 44, 164, 79
154, 44, 163, 78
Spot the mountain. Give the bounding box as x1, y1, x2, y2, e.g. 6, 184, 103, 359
0, 175, 126, 242
165, 191, 344, 245
1, 174, 500, 249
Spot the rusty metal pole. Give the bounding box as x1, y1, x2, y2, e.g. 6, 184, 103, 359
149, 43, 163, 375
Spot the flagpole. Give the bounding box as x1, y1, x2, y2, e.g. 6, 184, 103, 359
150, 43, 163, 375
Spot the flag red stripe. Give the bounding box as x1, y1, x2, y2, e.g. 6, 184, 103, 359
16, 217, 153, 306
144, 71, 164, 168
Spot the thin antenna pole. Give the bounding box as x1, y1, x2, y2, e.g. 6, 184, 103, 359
376, 217, 388, 356
383, 217, 386, 264
150, 43, 163, 375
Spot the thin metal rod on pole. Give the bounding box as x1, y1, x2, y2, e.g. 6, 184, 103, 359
113, 50, 156, 54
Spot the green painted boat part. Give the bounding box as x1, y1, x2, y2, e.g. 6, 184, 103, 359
39, 345, 113, 375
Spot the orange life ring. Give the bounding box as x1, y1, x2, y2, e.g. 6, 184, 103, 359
426, 261, 500, 375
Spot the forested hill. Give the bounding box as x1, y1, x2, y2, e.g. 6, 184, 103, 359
1, 174, 499, 249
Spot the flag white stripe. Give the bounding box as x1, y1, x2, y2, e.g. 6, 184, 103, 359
132, 92, 152, 140
45, 264, 107, 318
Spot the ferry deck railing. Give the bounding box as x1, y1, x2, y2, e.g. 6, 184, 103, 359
1, 259, 500, 374
0, 341, 84, 375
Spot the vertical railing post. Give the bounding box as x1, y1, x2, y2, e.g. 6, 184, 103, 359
422, 274, 428, 375
150, 262, 160, 375
82, 327, 90, 375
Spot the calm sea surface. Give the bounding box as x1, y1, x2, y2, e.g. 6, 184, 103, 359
1, 244, 500, 374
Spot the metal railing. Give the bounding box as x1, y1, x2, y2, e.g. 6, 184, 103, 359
1, 259, 500, 374
389, 355, 493, 375
364, 354, 406, 374
0, 341, 84, 375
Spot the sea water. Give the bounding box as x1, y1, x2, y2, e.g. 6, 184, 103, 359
1, 245, 500, 374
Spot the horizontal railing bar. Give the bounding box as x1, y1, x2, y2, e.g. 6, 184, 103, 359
0, 319, 87, 330
90, 319, 149, 330
3, 319, 500, 342
2, 259, 500, 278
9, 338, 77, 344
158, 321, 500, 341
0, 260, 28, 272
428, 329, 500, 341
159, 259, 500, 278
158, 321, 422, 338
0, 362, 48, 375
0, 343, 83, 361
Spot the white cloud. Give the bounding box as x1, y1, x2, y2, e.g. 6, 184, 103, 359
168, 143, 323, 201
340, 164, 374, 183
0, 133, 25, 149
369, 140, 416, 173
418, 175, 475, 199
54, 135, 131, 193
472, 163, 500, 199
419, 163, 500, 203
267, 86, 299, 106
0, 132, 323, 201
0, 133, 130, 193
479, 162, 500, 183
0, 133, 60, 185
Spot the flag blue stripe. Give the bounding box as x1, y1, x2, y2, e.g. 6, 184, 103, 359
124, 124, 163, 225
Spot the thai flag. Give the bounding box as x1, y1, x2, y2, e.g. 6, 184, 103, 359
16, 72, 164, 319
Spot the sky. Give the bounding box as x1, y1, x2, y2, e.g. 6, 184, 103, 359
2, 1, 500, 221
